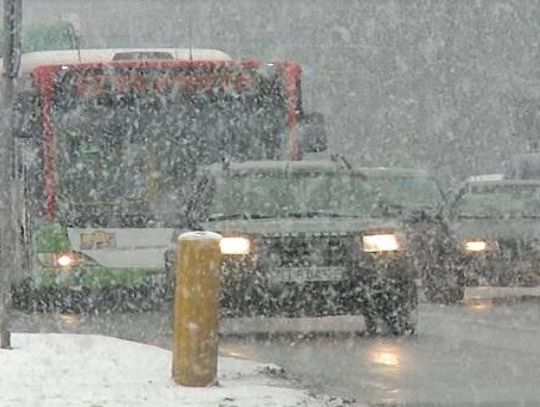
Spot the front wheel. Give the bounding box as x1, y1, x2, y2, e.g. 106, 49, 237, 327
386, 282, 418, 336
363, 281, 418, 336
384, 304, 418, 336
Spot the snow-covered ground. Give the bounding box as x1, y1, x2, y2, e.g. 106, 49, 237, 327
0, 333, 334, 407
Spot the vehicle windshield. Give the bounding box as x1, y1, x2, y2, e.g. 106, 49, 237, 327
370, 175, 442, 211
208, 171, 376, 219
51, 67, 288, 210
454, 183, 540, 218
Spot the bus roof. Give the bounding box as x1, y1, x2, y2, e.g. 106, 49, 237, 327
2, 48, 232, 75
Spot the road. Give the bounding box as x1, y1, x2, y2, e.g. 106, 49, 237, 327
10, 300, 540, 406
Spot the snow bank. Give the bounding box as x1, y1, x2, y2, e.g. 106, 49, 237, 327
0, 333, 327, 407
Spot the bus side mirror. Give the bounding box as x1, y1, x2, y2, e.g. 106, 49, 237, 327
299, 111, 327, 153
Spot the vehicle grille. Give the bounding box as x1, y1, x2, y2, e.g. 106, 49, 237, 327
498, 239, 540, 262
261, 233, 354, 268
486, 238, 540, 286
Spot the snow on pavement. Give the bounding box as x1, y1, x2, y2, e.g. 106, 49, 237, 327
0, 333, 333, 407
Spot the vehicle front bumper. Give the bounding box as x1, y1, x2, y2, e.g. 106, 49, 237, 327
219, 253, 416, 317
463, 256, 540, 287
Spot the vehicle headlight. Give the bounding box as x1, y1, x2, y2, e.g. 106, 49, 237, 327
38, 251, 90, 268
219, 237, 251, 255
461, 238, 498, 253
362, 233, 406, 252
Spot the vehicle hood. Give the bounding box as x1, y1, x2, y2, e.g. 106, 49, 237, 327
202, 217, 403, 235
451, 218, 540, 240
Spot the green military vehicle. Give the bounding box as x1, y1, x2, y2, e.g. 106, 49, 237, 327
448, 178, 540, 291
168, 160, 420, 336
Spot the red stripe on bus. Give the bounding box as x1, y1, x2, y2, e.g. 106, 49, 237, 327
279, 62, 301, 161
33, 67, 57, 219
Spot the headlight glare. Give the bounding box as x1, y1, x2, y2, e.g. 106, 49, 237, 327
362, 233, 405, 252
38, 251, 88, 268
462, 239, 498, 253
57, 254, 75, 267
219, 237, 251, 255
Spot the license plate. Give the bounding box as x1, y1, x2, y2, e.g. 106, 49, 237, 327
267, 267, 344, 283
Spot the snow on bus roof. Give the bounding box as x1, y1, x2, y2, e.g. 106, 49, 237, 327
2, 48, 232, 74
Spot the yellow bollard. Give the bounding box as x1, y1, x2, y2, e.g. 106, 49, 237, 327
172, 231, 222, 387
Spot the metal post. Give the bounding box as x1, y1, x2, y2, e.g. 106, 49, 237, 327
0, 0, 22, 349
172, 231, 222, 387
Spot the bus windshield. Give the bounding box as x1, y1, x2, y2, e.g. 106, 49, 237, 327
49, 65, 289, 223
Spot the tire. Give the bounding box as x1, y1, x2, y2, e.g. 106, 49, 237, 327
383, 282, 418, 336
362, 308, 384, 336
362, 281, 418, 336
385, 306, 418, 336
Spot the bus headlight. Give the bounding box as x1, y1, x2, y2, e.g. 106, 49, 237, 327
38, 251, 90, 268
362, 233, 406, 252
219, 237, 251, 255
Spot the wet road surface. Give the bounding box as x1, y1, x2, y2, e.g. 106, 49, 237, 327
10, 300, 540, 406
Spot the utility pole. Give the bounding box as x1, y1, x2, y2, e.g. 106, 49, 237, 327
0, 0, 22, 349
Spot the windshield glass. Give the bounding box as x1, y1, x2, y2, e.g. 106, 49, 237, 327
454, 183, 540, 218
209, 171, 376, 218
371, 175, 442, 209
51, 67, 288, 207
